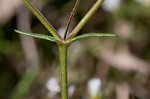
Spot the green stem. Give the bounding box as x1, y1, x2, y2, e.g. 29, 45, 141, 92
23, 0, 62, 40
59, 44, 68, 99
67, 0, 104, 39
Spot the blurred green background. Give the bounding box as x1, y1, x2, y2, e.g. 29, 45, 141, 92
0, 0, 150, 99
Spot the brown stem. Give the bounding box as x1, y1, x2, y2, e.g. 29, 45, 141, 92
64, 0, 80, 40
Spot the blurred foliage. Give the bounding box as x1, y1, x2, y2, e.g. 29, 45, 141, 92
0, 0, 150, 99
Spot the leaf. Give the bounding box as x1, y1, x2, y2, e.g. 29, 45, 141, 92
70, 33, 118, 42
22, 0, 61, 40
15, 30, 57, 42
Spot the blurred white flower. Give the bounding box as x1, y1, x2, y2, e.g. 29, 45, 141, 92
87, 78, 101, 98
102, 0, 121, 12
46, 77, 61, 97
58, 26, 66, 38
68, 85, 76, 97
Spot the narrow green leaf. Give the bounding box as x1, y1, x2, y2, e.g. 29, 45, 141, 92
70, 33, 118, 42
15, 30, 57, 42
22, 0, 61, 40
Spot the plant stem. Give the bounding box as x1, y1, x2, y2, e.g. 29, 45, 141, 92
67, 0, 104, 39
64, 0, 80, 39
59, 44, 68, 99
23, 0, 62, 40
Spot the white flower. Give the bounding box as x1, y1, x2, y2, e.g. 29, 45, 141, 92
46, 77, 61, 97
87, 78, 101, 97
102, 0, 121, 12
68, 85, 76, 97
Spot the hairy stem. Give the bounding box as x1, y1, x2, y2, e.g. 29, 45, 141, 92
67, 0, 104, 39
59, 45, 68, 99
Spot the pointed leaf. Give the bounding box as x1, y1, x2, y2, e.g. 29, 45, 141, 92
15, 30, 57, 42
70, 33, 117, 42
22, 0, 61, 40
